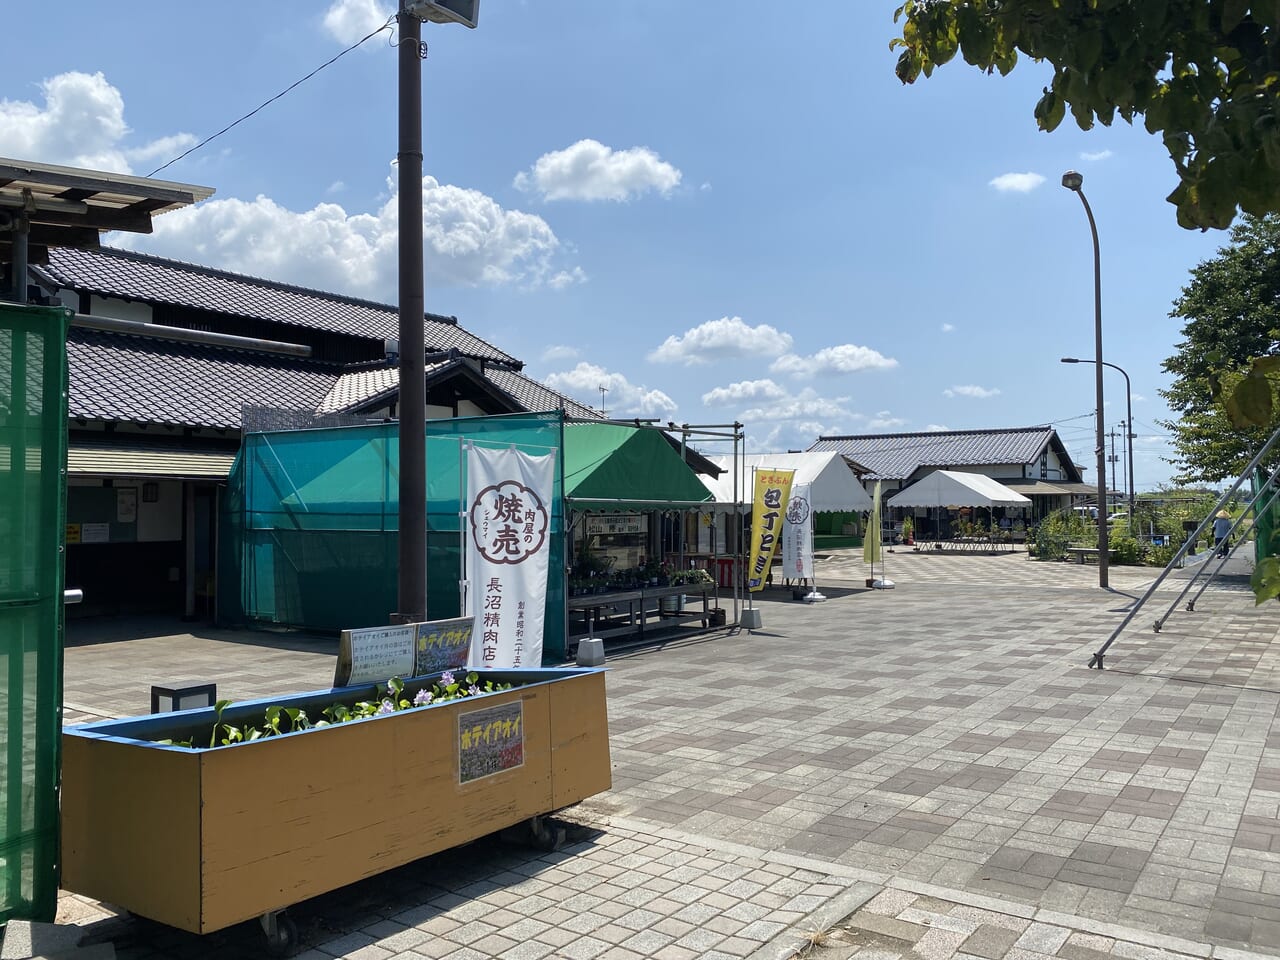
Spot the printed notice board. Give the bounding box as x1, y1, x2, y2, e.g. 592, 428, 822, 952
334, 624, 414, 687
457, 699, 524, 784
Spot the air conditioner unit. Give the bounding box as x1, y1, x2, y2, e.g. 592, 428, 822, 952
406, 0, 478, 27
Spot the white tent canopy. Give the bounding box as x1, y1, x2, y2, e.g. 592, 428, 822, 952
701, 452, 873, 512
887, 470, 1031, 509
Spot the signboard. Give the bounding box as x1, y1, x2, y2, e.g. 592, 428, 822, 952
584, 514, 647, 536
414, 617, 474, 676
466, 444, 556, 668
116, 487, 138, 523
781, 482, 814, 580
80, 522, 110, 544
334, 624, 415, 687
747, 469, 794, 591
65, 524, 81, 544
458, 700, 524, 784
336, 617, 478, 687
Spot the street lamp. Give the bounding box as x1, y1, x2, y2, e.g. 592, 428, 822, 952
1061, 357, 1135, 519
1061, 170, 1109, 588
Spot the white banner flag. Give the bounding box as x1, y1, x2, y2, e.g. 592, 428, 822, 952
465, 445, 556, 668
781, 482, 814, 580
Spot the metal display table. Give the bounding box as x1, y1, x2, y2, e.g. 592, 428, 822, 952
568, 584, 713, 644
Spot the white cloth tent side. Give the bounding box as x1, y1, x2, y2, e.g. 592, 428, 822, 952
886, 470, 1031, 509
701, 452, 872, 512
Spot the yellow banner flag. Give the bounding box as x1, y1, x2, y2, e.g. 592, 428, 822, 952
747, 469, 794, 592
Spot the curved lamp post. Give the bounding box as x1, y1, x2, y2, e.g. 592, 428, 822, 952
1061, 170, 1109, 588
1061, 357, 1135, 519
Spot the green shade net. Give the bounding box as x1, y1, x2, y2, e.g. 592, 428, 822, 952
219, 412, 567, 660
563, 422, 712, 511
0, 304, 68, 925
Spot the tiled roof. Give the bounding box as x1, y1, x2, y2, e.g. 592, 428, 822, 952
41, 246, 520, 366
68, 328, 340, 431
485, 368, 602, 420
314, 360, 603, 420
809, 426, 1066, 481
316, 364, 423, 415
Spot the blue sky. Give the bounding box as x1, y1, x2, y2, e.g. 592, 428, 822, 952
3, 2, 1231, 489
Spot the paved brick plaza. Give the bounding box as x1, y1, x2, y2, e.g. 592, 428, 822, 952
54, 550, 1280, 960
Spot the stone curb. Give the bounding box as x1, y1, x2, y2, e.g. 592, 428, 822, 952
744, 882, 881, 960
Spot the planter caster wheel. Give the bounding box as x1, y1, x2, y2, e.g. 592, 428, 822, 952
260, 910, 299, 958
501, 814, 566, 851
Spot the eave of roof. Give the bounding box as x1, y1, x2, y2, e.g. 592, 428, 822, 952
37, 245, 521, 367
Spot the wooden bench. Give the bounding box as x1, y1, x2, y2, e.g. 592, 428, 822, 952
1064, 546, 1116, 564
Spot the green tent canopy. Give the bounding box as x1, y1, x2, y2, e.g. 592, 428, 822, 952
563, 422, 712, 512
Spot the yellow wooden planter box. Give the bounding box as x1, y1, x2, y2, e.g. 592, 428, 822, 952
61, 668, 610, 936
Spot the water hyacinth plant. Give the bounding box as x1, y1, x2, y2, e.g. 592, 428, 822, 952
158, 671, 515, 749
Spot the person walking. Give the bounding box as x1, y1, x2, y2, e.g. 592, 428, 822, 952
1213, 509, 1233, 558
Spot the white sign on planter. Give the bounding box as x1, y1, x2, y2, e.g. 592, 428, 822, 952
466, 444, 556, 668
781, 482, 814, 581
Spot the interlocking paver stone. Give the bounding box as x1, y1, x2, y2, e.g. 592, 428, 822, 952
51, 553, 1280, 958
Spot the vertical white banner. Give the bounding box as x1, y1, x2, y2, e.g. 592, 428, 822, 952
466, 445, 556, 668
782, 482, 814, 580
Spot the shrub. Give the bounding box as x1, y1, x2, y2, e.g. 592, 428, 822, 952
1109, 536, 1144, 565
1145, 543, 1180, 568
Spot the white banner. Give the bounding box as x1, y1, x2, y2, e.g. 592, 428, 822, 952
465, 445, 556, 668
781, 482, 814, 580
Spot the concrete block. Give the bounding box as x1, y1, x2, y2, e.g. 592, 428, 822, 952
576, 637, 605, 667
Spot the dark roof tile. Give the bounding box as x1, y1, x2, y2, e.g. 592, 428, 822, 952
68, 328, 339, 430
42, 245, 519, 366
810, 426, 1073, 481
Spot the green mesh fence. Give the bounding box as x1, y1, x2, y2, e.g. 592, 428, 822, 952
0, 303, 69, 925
220, 411, 567, 661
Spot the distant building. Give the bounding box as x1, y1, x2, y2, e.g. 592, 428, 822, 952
810, 426, 1097, 521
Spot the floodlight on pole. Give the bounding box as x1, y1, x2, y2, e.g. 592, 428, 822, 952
1060, 171, 1109, 589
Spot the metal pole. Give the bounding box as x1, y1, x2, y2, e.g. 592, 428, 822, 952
1109, 427, 1118, 499
1088, 419, 1280, 668
1062, 173, 1108, 588
395, 3, 427, 624
1078, 187, 1110, 589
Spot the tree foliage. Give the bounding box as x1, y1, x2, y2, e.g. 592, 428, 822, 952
1159, 214, 1280, 481
891, 1, 1280, 230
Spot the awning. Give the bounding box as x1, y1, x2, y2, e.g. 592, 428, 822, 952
887, 470, 1031, 509
700, 451, 873, 512
999, 479, 1071, 496
563, 423, 713, 512
67, 443, 236, 479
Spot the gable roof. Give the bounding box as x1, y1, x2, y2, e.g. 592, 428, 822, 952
68, 327, 338, 431
37, 245, 519, 366
810, 426, 1081, 483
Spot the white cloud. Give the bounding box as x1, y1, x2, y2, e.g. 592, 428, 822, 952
941, 323, 955, 333
925, 424, 950, 432
322, 0, 393, 44
544, 362, 677, 417
770, 343, 898, 378
122, 172, 576, 297
740, 388, 854, 423
701, 379, 787, 406
0, 71, 195, 174
541, 345, 580, 363
989, 172, 1046, 193
649, 316, 792, 366
326, 180, 346, 195
1132, 393, 1146, 403
943, 384, 1001, 399
1080, 149, 1113, 162
514, 139, 681, 202
867, 410, 907, 429
548, 267, 587, 290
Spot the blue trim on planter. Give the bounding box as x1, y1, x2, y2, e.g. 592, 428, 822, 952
65, 667, 607, 751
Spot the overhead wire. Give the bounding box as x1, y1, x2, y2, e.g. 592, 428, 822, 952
147, 14, 398, 178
